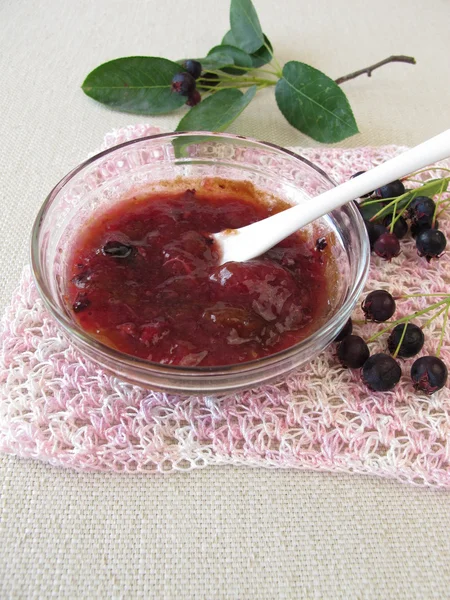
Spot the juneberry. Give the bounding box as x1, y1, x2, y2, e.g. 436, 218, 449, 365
387, 323, 425, 358
362, 290, 396, 322
411, 356, 448, 394
362, 353, 402, 391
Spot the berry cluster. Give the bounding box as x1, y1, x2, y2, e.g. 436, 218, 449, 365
335, 289, 448, 395
354, 173, 448, 262
171, 60, 203, 107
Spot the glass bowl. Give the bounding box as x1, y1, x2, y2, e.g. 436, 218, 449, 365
31, 132, 369, 394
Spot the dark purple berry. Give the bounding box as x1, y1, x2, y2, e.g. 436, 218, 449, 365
416, 229, 447, 262
186, 90, 201, 107
102, 241, 134, 258
410, 220, 439, 238
387, 323, 425, 358
182, 60, 202, 80
407, 196, 436, 225
382, 215, 408, 239
337, 335, 370, 368
350, 171, 373, 198
374, 180, 405, 200
334, 318, 353, 342
411, 356, 448, 394
73, 294, 90, 313
373, 232, 401, 260
362, 353, 402, 391
364, 220, 387, 250
362, 290, 396, 322
171, 72, 196, 96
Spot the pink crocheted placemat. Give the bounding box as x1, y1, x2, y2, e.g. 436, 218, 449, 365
1, 125, 450, 487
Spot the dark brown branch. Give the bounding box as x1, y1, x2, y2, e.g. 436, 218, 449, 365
335, 55, 416, 85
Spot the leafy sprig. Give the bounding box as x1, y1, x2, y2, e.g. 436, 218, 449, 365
367, 294, 450, 360
81, 0, 415, 143
358, 171, 450, 229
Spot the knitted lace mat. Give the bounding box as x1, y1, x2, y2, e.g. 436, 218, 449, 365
1, 124, 450, 487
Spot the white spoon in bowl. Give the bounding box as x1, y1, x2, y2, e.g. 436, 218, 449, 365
212, 129, 450, 265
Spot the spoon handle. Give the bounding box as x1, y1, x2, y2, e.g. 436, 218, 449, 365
216, 129, 450, 264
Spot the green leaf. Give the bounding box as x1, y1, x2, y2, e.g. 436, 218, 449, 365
195, 52, 235, 71
81, 56, 187, 115
359, 202, 384, 221
172, 134, 212, 159
221, 31, 273, 68
249, 35, 273, 68
222, 30, 238, 46
275, 61, 359, 143
207, 44, 252, 75
176, 86, 257, 132
406, 177, 450, 199
230, 0, 264, 54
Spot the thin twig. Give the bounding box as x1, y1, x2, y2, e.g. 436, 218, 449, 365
335, 55, 416, 85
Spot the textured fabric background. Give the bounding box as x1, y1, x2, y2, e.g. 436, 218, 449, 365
1, 1, 450, 598
2, 141, 450, 487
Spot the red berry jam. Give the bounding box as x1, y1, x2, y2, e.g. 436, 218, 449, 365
66, 184, 334, 367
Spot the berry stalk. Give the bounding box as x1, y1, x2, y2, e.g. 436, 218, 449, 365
367, 298, 450, 343
391, 323, 408, 359
436, 304, 450, 358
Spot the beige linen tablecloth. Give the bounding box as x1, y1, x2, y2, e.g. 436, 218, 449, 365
1, 1, 450, 598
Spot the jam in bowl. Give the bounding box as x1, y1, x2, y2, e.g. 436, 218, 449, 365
31, 132, 369, 394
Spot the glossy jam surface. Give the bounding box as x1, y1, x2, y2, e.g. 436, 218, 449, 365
67, 187, 333, 367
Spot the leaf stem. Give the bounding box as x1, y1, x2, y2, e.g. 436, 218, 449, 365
335, 55, 416, 85
389, 199, 398, 233
207, 73, 277, 86
436, 303, 450, 358
360, 198, 388, 206
369, 195, 406, 222
263, 43, 283, 77
392, 323, 408, 358
399, 293, 450, 299
408, 167, 450, 177
254, 67, 279, 77
209, 66, 278, 78
366, 299, 449, 343
436, 200, 450, 219
205, 79, 276, 90
263, 41, 274, 58
422, 306, 447, 330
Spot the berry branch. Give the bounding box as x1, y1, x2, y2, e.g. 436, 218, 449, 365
335, 55, 416, 85
357, 170, 449, 261
81, 0, 416, 143
335, 290, 449, 394
334, 167, 450, 395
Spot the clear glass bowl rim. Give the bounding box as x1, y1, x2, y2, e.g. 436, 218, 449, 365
30, 130, 369, 379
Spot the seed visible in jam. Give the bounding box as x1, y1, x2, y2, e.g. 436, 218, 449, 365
73, 294, 91, 313
102, 241, 135, 258
315, 237, 328, 252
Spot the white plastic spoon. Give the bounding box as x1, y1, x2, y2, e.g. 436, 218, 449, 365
213, 129, 450, 265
